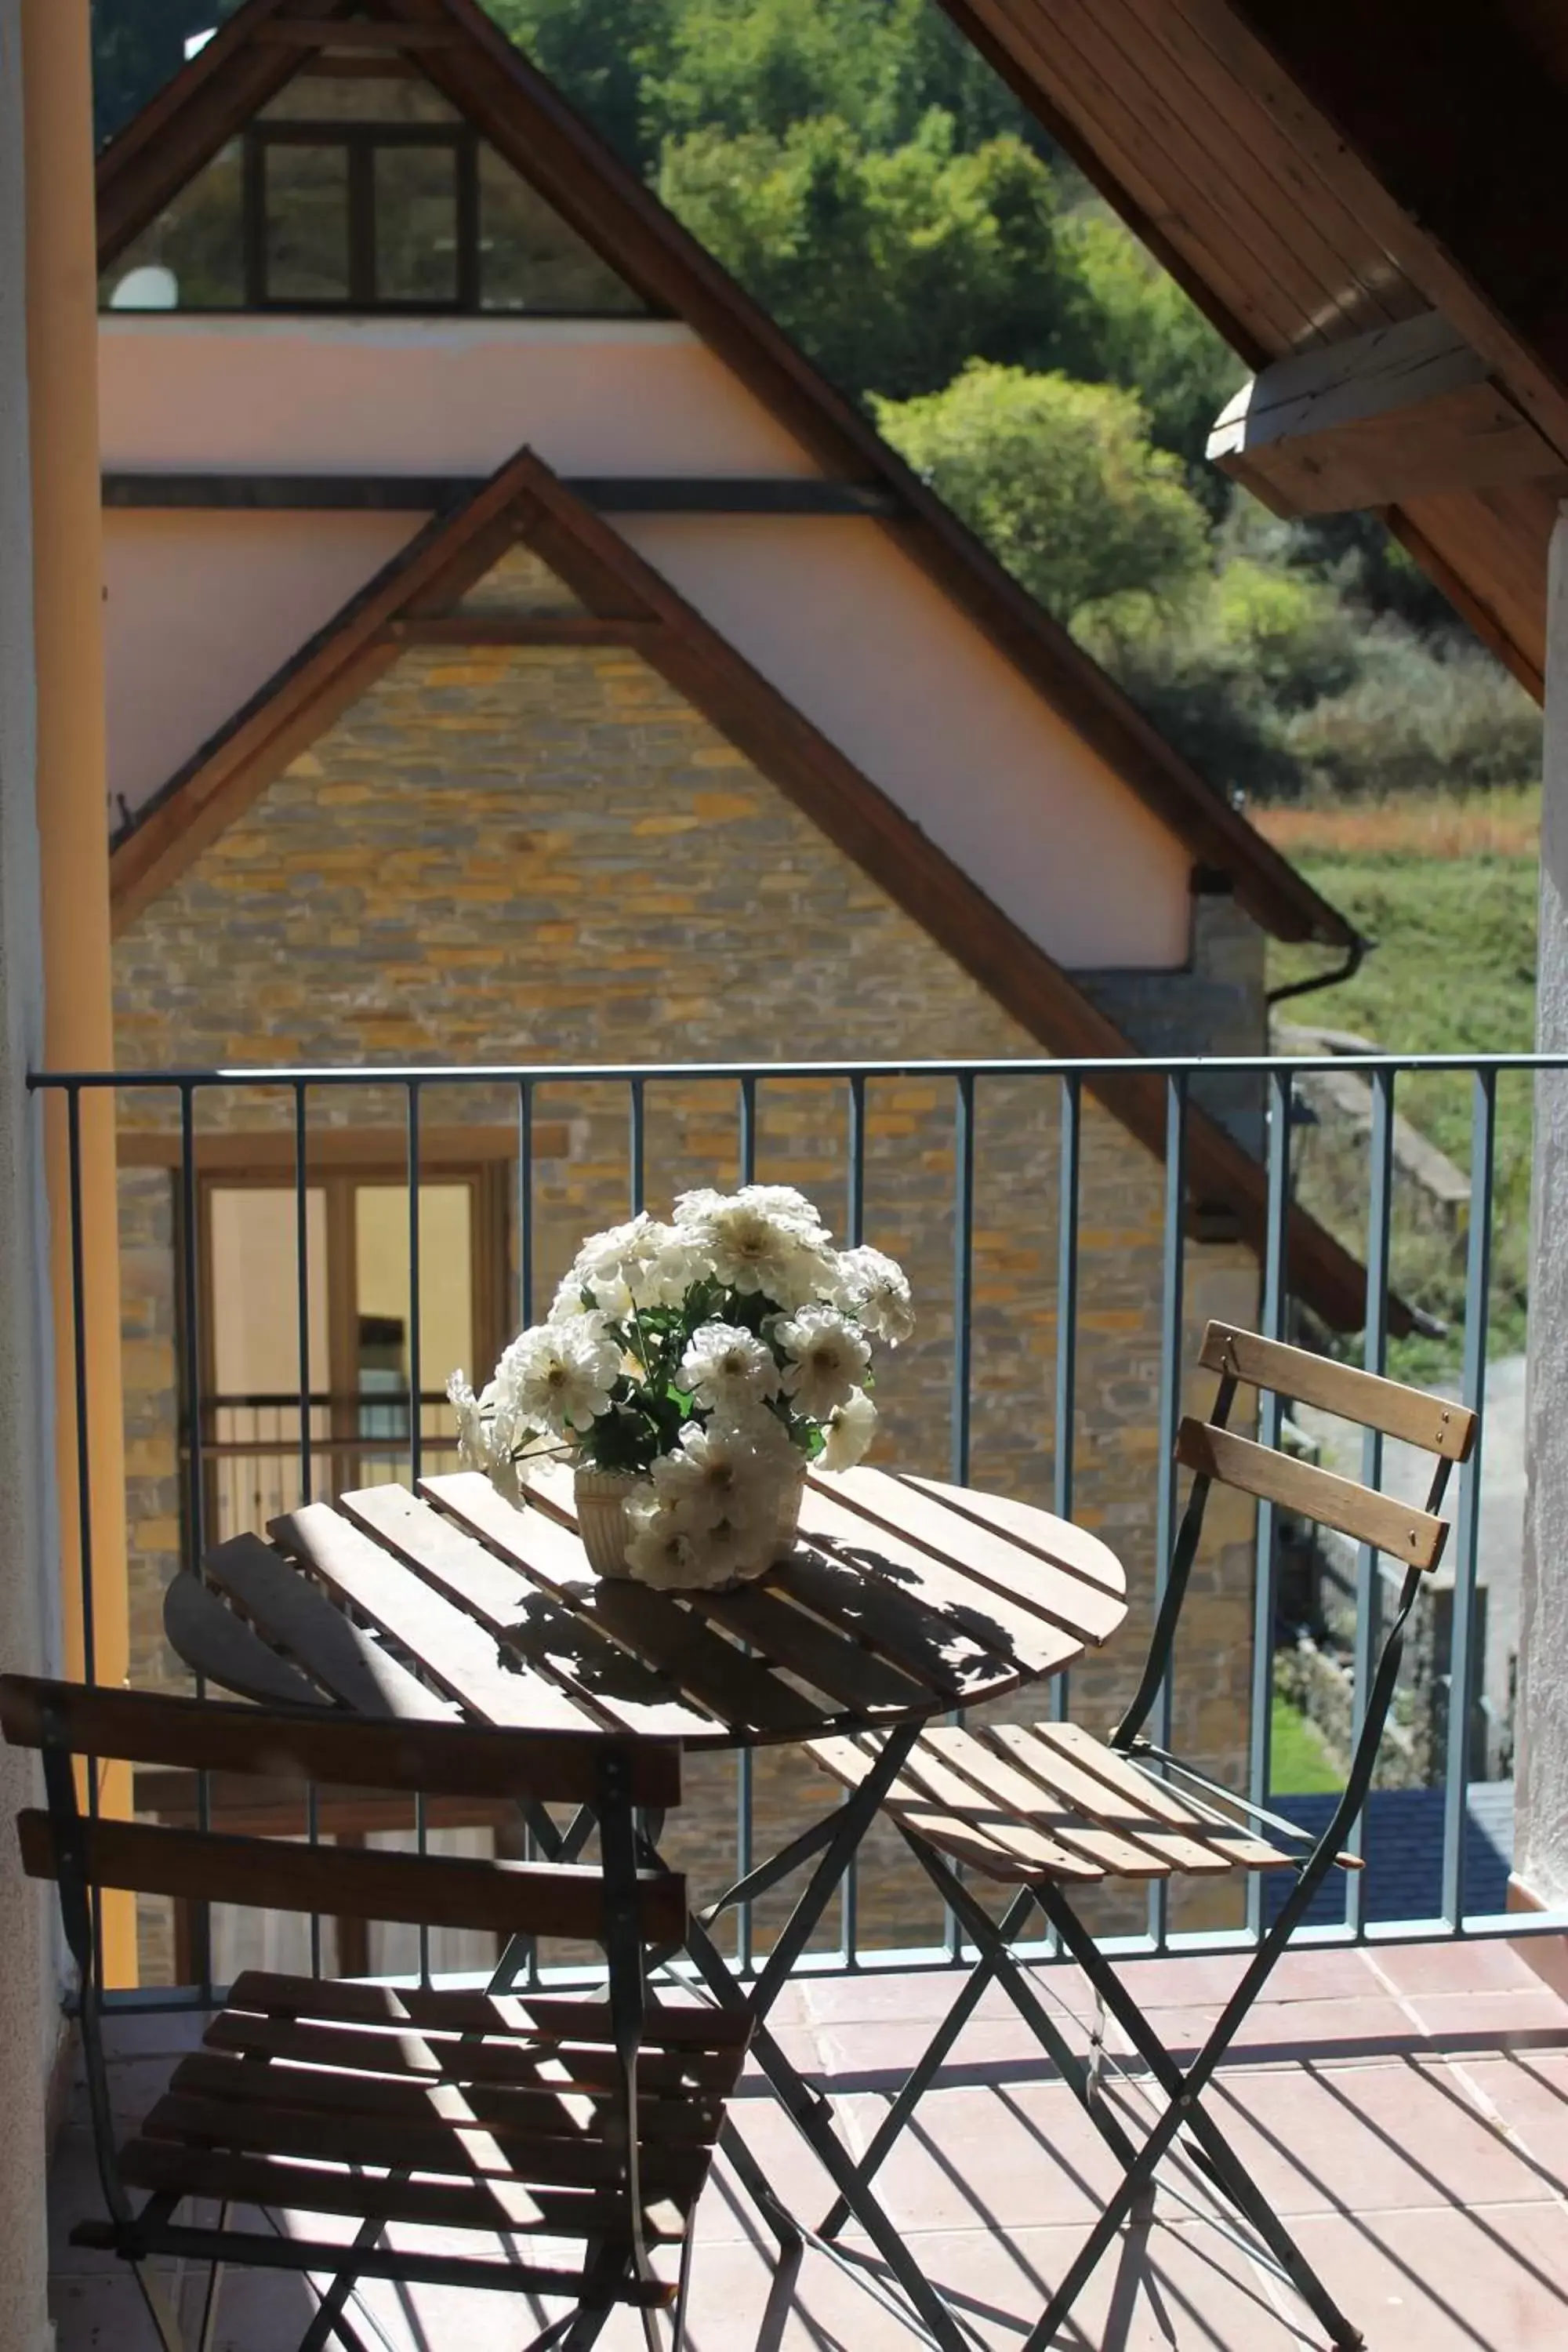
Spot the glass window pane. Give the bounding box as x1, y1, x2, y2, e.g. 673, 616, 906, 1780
354, 1182, 474, 1415
261, 69, 460, 123
477, 143, 646, 314
209, 1187, 329, 1396
100, 140, 245, 310
265, 141, 350, 302
373, 143, 459, 304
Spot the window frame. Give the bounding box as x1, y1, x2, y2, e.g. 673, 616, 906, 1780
245, 119, 480, 314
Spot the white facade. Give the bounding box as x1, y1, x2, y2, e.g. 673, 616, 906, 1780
100, 314, 1194, 972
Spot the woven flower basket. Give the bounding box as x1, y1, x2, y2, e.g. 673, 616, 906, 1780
574, 1462, 804, 1586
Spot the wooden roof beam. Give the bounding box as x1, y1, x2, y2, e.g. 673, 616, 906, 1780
1209, 310, 1568, 517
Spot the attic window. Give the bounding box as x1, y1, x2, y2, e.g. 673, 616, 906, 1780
101, 70, 648, 317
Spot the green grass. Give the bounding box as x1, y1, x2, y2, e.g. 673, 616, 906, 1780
1269, 1694, 1342, 1796
1265, 804, 1538, 1378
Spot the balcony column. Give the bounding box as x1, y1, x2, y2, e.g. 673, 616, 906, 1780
1519, 501, 1568, 1924
22, 0, 136, 1983
1, 3, 64, 2341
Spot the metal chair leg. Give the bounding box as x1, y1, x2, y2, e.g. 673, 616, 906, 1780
131, 2262, 187, 2352
196, 2201, 230, 2352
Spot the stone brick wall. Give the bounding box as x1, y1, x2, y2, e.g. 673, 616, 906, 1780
113, 590, 1265, 1974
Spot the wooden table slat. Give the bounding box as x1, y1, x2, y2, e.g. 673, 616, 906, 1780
421, 1472, 826, 1738
163, 1570, 335, 1711
768, 1546, 1001, 1700
796, 1486, 1078, 1680
813, 1468, 1128, 1641
270, 1504, 593, 1733
895, 1475, 1127, 1599
201, 1534, 456, 1722
339, 1485, 718, 1740
691, 1582, 933, 1715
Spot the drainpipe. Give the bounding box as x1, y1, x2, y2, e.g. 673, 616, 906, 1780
1265, 933, 1368, 1014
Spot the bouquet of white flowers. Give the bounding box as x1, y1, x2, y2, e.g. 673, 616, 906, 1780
448, 1185, 912, 1591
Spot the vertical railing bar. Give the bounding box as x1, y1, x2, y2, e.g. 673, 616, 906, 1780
842, 1072, 866, 1963
1149, 1072, 1188, 1954
1443, 1067, 1495, 1927
1345, 1067, 1395, 1938
407, 1079, 429, 1989
177, 1080, 213, 2000
294, 1080, 322, 1977
1246, 1066, 1292, 1940
947, 1074, 976, 1962
629, 1076, 646, 1218
951, 1074, 975, 1488
517, 1080, 534, 1327
735, 1073, 757, 1973
1051, 1073, 1081, 1729
64, 1086, 105, 1986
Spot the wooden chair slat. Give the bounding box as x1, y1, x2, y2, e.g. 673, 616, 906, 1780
422, 1472, 824, 1737
18, 1811, 685, 1942
271, 1502, 597, 1730
1028, 1723, 1294, 1870
338, 1484, 716, 1739
170, 2052, 724, 2143
222, 1969, 746, 2049
795, 1486, 1076, 1679
142, 2089, 713, 2195
806, 1469, 1128, 1644
1200, 1323, 1477, 1460
1, 1676, 679, 1805
202, 1534, 455, 1720
899, 1731, 1174, 1879
116, 2140, 690, 2243
1176, 1419, 1449, 1570
972, 1726, 1245, 1875
892, 1474, 1127, 1599
132, 1769, 520, 1838
205, 2009, 744, 2095
807, 1734, 1107, 1883
162, 1572, 334, 1711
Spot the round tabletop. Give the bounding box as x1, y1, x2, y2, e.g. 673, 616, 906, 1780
166, 1461, 1128, 1750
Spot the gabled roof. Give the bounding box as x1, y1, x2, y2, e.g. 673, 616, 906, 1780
96, 0, 1356, 955
935, 0, 1568, 702
111, 444, 1388, 1334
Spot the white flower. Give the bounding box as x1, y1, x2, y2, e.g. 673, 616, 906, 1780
623, 1501, 707, 1589
447, 1369, 488, 1465
554, 1214, 699, 1320
651, 1421, 775, 1533
735, 1184, 826, 1236
676, 1195, 826, 1302
821, 1386, 878, 1471
833, 1245, 914, 1345
776, 1305, 871, 1420
678, 1323, 781, 1412
498, 1320, 619, 1436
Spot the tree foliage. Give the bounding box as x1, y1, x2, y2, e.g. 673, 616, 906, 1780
876, 363, 1210, 621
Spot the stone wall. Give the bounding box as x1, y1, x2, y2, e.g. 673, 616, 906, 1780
114, 601, 1266, 1972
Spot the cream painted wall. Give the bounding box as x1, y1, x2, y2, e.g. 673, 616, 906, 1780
100, 316, 1193, 968
626, 514, 1191, 970
100, 315, 813, 476
105, 509, 420, 815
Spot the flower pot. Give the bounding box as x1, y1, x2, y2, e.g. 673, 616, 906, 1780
574, 1461, 805, 1588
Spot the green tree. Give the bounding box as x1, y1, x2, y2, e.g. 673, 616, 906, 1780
1058, 209, 1243, 484
480, 0, 678, 175
660, 113, 1069, 402
875, 361, 1210, 621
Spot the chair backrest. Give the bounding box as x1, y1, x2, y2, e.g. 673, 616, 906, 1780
0, 1675, 685, 1959
1178, 1319, 1477, 1574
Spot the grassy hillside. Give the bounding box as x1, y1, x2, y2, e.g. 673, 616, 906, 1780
1261, 789, 1539, 1377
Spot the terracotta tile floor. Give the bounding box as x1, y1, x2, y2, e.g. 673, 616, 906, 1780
50, 1941, 1568, 2350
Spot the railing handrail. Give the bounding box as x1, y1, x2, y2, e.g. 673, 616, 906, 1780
25, 1047, 1568, 1086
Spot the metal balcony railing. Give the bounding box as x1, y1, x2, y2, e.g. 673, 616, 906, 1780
27, 1053, 1568, 2004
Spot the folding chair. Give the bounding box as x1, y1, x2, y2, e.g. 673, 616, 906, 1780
805, 1320, 1475, 2352
2, 1676, 753, 2352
